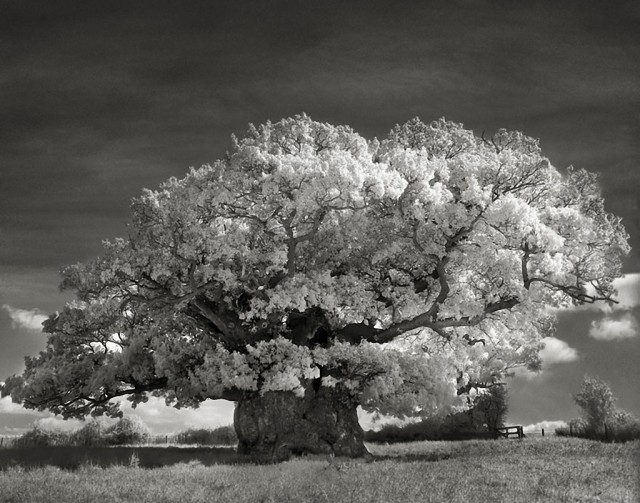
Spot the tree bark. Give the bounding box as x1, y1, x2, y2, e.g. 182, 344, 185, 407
234, 385, 368, 461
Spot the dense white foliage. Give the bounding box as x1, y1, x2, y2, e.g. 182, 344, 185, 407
3, 115, 629, 421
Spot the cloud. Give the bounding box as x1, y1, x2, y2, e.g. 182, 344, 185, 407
589, 313, 638, 341
512, 337, 578, 381
539, 337, 579, 365
118, 397, 235, 434
0, 396, 24, 414
609, 273, 640, 311
523, 420, 568, 434
557, 274, 640, 314
357, 409, 417, 432
2, 304, 47, 331
555, 274, 640, 341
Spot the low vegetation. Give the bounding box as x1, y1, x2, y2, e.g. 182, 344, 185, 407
13, 416, 151, 447
0, 437, 637, 502
556, 417, 640, 443
172, 426, 238, 446
365, 385, 508, 443
9, 418, 238, 448
555, 376, 640, 442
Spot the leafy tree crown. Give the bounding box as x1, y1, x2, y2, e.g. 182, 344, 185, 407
573, 376, 617, 429
2, 115, 629, 420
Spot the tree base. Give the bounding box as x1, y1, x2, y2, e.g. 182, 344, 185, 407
234, 386, 368, 460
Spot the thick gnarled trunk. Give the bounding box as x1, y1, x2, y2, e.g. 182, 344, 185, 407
234, 386, 368, 460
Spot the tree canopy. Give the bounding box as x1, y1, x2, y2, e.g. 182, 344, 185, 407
573, 376, 618, 431
3, 115, 630, 423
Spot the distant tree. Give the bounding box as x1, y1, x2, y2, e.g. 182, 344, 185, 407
2, 115, 629, 459
570, 417, 589, 436
175, 425, 238, 446
607, 409, 640, 441
18, 423, 65, 447
471, 384, 508, 431
17, 416, 151, 447
105, 415, 151, 445
608, 409, 637, 429
573, 376, 616, 433
567, 376, 640, 441
71, 418, 109, 446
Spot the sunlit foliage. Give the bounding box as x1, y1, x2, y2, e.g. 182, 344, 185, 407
3, 115, 629, 423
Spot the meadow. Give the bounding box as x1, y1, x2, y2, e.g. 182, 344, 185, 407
1, 437, 638, 502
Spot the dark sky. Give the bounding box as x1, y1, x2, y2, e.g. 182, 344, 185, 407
1, 0, 639, 433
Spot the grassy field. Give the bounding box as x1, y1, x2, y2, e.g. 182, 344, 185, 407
0, 437, 638, 503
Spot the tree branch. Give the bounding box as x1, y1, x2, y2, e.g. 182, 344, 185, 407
191, 297, 250, 350
23, 377, 169, 418
368, 296, 520, 344
526, 277, 616, 304
522, 243, 617, 304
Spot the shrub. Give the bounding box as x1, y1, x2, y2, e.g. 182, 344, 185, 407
174, 426, 237, 446
105, 416, 151, 445
364, 385, 506, 443
17, 415, 153, 447
556, 418, 588, 438
71, 419, 109, 446
364, 413, 499, 443
470, 385, 508, 431
573, 376, 616, 432
556, 414, 640, 442
609, 420, 640, 442
17, 424, 67, 447
174, 428, 213, 445
560, 376, 640, 442
209, 425, 237, 445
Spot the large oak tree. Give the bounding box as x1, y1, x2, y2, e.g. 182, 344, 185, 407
2, 115, 629, 458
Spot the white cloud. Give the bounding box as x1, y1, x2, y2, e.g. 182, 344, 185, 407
589, 313, 638, 341
539, 337, 579, 365
510, 366, 541, 380
552, 274, 640, 342
609, 273, 640, 311
0, 397, 50, 435
0, 396, 29, 415
523, 420, 568, 434
118, 397, 235, 434
357, 408, 418, 431
512, 337, 578, 381
2, 304, 47, 332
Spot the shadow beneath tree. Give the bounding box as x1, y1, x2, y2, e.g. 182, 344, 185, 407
0, 446, 251, 470
0, 445, 460, 470
370, 452, 454, 463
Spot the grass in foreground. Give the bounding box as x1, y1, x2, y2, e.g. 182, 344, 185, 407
0, 437, 638, 503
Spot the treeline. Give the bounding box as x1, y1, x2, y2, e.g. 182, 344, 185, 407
365, 385, 508, 443
170, 426, 237, 446
12, 417, 238, 447
15, 416, 151, 447
555, 376, 640, 443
